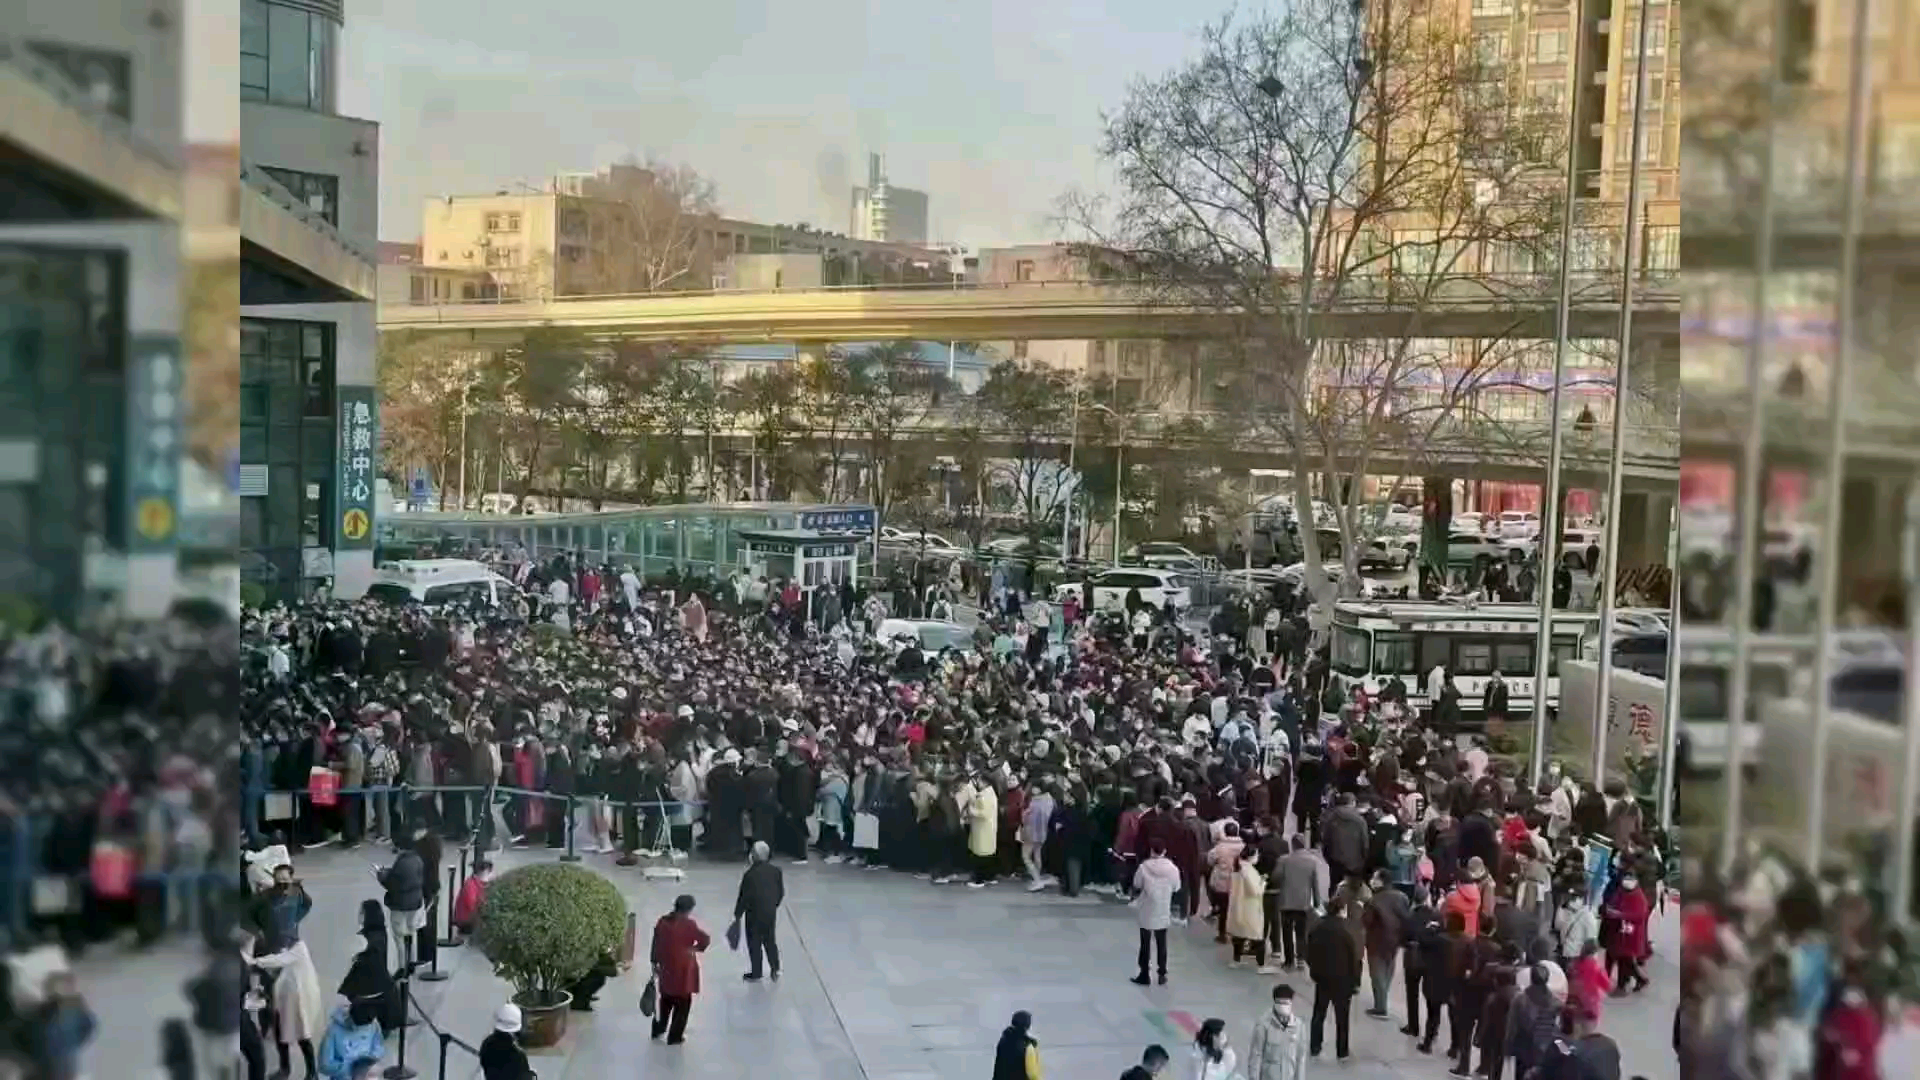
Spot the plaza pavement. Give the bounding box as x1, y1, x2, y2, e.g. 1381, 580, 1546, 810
73, 841, 1678, 1080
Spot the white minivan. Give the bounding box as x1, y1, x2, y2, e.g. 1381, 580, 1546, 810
366, 558, 522, 609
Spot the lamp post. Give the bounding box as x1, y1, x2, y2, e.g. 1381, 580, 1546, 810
1085, 401, 1127, 564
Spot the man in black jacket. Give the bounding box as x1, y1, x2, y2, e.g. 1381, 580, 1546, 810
1306, 900, 1363, 1059
731, 841, 786, 981
775, 749, 817, 863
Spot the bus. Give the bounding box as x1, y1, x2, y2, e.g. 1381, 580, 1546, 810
1673, 627, 1903, 775
1328, 599, 1602, 718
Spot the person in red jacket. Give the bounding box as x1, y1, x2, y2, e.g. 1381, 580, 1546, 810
649, 894, 712, 1045
1818, 978, 1883, 1080
450, 859, 492, 939
1602, 871, 1652, 994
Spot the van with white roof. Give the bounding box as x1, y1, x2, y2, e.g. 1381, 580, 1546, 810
367, 558, 522, 609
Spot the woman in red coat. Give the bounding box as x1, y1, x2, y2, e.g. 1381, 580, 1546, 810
1819, 981, 1884, 1080
1603, 871, 1653, 994
649, 894, 712, 1045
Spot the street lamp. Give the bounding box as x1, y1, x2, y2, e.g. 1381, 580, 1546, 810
1085, 401, 1130, 564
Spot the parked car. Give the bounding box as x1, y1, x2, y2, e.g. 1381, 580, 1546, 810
1052, 568, 1192, 613
1357, 535, 1413, 572
1123, 541, 1203, 567
874, 618, 973, 653
882, 529, 959, 551
982, 536, 1060, 559
1495, 510, 1541, 541
1451, 511, 1486, 535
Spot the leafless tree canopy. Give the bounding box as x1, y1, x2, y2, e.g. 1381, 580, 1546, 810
1065, 1, 1579, 598
608, 155, 721, 293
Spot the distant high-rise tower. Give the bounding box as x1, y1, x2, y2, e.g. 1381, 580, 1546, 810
849, 152, 929, 244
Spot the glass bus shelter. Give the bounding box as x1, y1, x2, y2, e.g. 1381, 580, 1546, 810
376, 501, 878, 582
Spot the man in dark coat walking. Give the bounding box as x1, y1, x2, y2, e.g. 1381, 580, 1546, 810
1306, 900, 1363, 1060
991, 1010, 1040, 1080
731, 841, 785, 981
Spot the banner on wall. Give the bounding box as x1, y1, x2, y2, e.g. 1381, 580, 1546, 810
336, 386, 378, 550
124, 336, 182, 555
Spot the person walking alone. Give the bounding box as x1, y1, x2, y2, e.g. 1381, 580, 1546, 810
990, 1010, 1042, 1080
1130, 842, 1180, 986
649, 894, 712, 1045
1306, 900, 1363, 1060
731, 841, 785, 982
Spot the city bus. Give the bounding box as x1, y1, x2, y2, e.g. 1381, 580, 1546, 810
1328, 599, 1602, 718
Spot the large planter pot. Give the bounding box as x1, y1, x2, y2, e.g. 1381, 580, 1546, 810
514, 991, 573, 1048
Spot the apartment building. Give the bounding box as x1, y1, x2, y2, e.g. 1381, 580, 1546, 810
0, 0, 186, 618
239, 0, 381, 601
412, 163, 949, 299
849, 153, 931, 245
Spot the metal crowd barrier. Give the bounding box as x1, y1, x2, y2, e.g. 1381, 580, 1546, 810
3, 784, 708, 947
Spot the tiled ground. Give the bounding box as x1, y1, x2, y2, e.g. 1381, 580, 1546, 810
73, 843, 1679, 1080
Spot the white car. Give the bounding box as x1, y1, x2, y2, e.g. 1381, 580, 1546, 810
1613, 608, 1670, 636
1356, 535, 1413, 572
884, 529, 959, 551
1451, 511, 1485, 535
1446, 530, 1518, 569
1123, 541, 1201, 565
1496, 510, 1540, 541
1053, 568, 1192, 613
874, 618, 973, 653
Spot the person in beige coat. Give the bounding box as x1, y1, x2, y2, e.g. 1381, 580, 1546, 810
964, 774, 999, 887
1226, 852, 1277, 973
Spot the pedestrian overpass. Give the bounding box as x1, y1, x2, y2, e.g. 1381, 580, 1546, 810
377, 272, 1680, 343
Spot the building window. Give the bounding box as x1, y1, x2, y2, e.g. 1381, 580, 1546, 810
1472, 0, 1512, 13
1015, 260, 1036, 282
27, 41, 131, 120
1625, 13, 1668, 58
259, 166, 339, 226
1614, 124, 1661, 165
1619, 76, 1667, 112
409, 275, 426, 302
1643, 225, 1679, 275
302, 324, 333, 418
240, 0, 339, 112
1528, 77, 1566, 114
1012, 340, 1029, 360
1529, 29, 1566, 63
484, 246, 518, 267
1879, 123, 1920, 184
1473, 31, 1506, 66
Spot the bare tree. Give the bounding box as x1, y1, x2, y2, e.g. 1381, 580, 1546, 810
1067, 3, 1577, 601
850, 342, 948, 520
602, 156, 721, 293
971, 359, 1074, 541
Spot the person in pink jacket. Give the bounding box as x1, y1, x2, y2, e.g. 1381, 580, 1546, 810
1204, 823, 1247, 943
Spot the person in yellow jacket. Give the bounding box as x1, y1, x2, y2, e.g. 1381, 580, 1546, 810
964, 772, 999, 888
991, 1010, 1042, 1080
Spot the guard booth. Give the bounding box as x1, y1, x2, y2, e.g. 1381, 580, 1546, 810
737, 529, 865, 617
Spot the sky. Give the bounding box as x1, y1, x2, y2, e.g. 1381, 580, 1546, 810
339, 0, 1243, 249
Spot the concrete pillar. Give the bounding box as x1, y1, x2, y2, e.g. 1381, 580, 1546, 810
1614, 489, 1672, 572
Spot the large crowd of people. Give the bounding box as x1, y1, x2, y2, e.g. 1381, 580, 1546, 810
182, 548, 1682, 1078
3, 538, 1884, 1080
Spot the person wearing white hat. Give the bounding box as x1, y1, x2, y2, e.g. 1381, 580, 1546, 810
478, 1002, 533, 1079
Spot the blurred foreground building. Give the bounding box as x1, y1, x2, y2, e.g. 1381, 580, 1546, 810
0, 2, 186, 619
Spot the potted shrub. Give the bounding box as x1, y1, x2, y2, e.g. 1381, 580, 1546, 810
472, 862, 627, 1048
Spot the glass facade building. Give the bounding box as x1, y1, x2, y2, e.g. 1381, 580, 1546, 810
238, 317, 337, 598
0, 246, 131, 618
377, 502, 878, 582
240, 0, 341, 114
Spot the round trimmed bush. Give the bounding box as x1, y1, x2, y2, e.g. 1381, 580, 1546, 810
473, 862, 627, 1006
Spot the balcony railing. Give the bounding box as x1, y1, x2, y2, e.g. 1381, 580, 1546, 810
240, 161, 374, 265
0, 34, 177, 171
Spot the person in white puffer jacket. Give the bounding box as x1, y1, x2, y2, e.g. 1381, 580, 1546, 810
1131, 843, 1182, 986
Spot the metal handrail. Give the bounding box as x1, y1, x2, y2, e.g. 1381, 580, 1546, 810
0, 33, 180, 171
384, 270, 1683, 309
240, 160, 376, 264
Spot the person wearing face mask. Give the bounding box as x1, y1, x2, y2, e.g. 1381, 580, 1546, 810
1245, 984, 1309, 1080
478, 1003, 535, 1080
1189, 1017, 1238, 1080
1602, 871, 1652, 994
1554, 892, 1599, 969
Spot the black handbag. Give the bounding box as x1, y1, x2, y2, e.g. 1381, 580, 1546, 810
639, 976, 657, 1017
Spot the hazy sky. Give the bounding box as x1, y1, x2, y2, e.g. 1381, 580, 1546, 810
341, 0, 1241, 248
